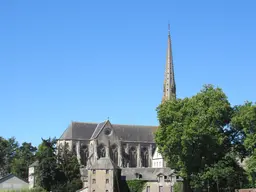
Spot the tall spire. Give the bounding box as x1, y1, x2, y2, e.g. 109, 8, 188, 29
162, 23, 176, 103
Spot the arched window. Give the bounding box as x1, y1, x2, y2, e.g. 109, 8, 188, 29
72, 144, 77, 155
129, 146, 137, 167
110, 144, 118, 165
98, 144, 106, 158
141, 147, 149, 167
80, 144, 89, 166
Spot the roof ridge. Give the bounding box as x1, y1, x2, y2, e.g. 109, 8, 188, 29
113, 124, 158, 128
0, 173, 29, 184
71, 121, 158, 128
72, 121, 99, 124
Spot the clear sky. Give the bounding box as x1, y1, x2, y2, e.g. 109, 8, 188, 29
0, 0, 255, 147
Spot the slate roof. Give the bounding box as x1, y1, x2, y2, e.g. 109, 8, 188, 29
60, 122, 98, 140
0, 174, 29, 184
112, 124, 157, 142
89, 157, 120, 170
59, 121, 158, 142
121, 167, 174, 181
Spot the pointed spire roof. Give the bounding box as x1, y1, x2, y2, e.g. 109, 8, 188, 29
162, 24, 176, 103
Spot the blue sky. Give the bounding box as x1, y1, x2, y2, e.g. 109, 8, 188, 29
0, 0, 255, 147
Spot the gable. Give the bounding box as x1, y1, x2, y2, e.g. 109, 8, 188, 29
95, 121, 120, 143
90, 121, 110, 139
153, 147, 163, 159
0, 174, 28, 190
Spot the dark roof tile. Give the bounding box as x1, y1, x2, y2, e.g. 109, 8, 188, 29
59, 121, 158, 142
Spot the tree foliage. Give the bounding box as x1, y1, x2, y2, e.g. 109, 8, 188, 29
0, 137, 8, 176
57, 143, 83, 191
0, 137, 36, 180
126, 180, 146, 192
35, 138, 82, 192
155, 85, 250, 191
36, 138, 60, 191
231, 102, 256, 187
11, 142, 37, 181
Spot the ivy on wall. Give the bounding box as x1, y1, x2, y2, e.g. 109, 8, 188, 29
126, 180, 146, 192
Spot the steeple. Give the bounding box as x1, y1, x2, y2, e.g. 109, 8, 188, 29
162, 24, 176, 103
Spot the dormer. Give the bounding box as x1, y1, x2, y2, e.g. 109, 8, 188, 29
157, 173, 167, 183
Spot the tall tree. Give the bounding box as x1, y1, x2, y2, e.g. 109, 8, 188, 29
0, 137, 8, 176
57, 143, 83, 192
155, 85, 238, 191
0, 137, 19, 176
36, 138, 59, 191
36, 138, 82, 192
231, 102, 256, 187
11, 142, 37, 181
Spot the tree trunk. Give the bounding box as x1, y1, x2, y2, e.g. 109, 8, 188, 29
183, 179, 193, 192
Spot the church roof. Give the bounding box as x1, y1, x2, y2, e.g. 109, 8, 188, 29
60, 122, 98, 140
59, 121, 158, 142
112, 124, 157, 142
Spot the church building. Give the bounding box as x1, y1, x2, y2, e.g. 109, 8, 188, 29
29, 25, 182, 192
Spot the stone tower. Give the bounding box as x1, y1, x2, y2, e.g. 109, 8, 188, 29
88, 157, 120, 192
162, 24, 176, 103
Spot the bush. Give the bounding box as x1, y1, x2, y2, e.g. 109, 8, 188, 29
126, 180, 146, 192
174, 182, 183, 192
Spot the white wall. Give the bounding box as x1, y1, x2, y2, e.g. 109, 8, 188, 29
152, 147, 164, 168
28, 167, 35, 189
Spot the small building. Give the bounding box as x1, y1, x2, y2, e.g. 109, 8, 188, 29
88, 157, 120, 192
86, 156, 182, 192
0, 174, 29, 190
28, 160, 38, 189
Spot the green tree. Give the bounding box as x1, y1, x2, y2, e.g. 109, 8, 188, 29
36, 138, 60, 191
231, 102, 256, 187
11, 142, 37, 181
35, 138, 82, 192
0, 137, 8, 176
155, 85, 235, 191
201, 153, 247, 191
0, 137, 19, 176
57, 143, 83, 192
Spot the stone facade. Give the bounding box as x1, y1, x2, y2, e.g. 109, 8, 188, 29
88, 157, 120, 192
58, 120, 158, 171
53, 120, 183, 191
